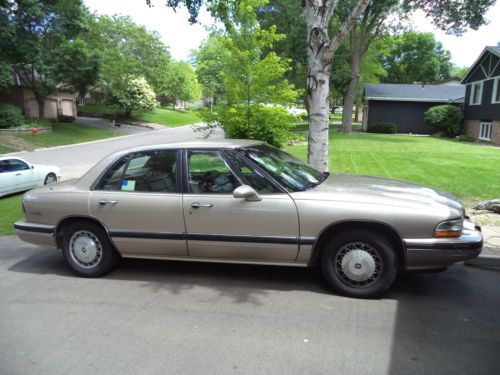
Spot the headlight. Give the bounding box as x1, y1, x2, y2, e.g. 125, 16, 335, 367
434, 218, 463, 238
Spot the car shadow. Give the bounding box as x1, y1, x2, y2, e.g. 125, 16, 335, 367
8, 248, 334, 302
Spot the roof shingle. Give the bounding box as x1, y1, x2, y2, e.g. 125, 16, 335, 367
364, 83, 465, 103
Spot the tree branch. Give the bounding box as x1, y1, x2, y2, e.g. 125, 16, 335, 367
323, 0, 371, 64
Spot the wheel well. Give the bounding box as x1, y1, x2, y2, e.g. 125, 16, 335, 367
309, 221, 405, 267
55, 217, 110, 249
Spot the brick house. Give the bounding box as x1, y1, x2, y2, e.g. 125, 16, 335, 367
461, 45, 500, 145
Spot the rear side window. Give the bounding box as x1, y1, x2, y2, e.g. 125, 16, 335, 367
96, 150, 178, 193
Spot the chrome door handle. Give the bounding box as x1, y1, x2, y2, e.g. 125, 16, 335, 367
191, 202, 213, 208
99, 200, 118, 205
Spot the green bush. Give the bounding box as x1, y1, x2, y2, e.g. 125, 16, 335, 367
58, 114, 75, 123
456, 134, 475, 142
198, 104, 297, 147
0, 103, 24, 129
368, 122, 397, 134
424, 105, 463, 137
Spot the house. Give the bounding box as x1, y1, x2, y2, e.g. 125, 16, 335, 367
363, 83, 465, 134
460, 45, 500, 145
0, 73, 77, 120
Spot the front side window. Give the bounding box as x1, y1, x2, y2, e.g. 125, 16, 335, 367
240, 145, 328, 192
492, 77, 500, 104
96, 150, 177, 193
470, 82, 483, 105
0, 160, 10, 173
479, 122, 492, 141
187, 151, 239, 194
224, 151, 280, 194
7, 159, 30, 172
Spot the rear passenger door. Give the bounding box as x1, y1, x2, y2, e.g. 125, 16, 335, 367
90, 149, 188, 258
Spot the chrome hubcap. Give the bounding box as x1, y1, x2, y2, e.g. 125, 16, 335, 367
69, 230, 102, 268
335, 242, 382, 287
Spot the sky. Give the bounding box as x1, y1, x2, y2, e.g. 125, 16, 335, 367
84, 0, 500, 68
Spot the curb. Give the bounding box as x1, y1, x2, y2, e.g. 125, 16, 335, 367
465, 254, 500, 267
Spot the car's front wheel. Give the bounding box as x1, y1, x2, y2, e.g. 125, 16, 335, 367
321, 230, 398, 298
44, 173, 57, 185
62, 221, 119, 277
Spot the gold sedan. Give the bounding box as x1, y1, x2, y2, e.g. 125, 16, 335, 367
15, 140, 482, 298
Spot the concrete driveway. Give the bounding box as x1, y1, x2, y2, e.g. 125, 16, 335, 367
7, 124, 223, 180
0, 236, 499, 375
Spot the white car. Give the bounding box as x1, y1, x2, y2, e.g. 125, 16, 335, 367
0, 156, 61, 197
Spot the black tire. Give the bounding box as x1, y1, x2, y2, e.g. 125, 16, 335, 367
321, 230, 398, 298
44, 173, 57, 185
62, 221, 120, 277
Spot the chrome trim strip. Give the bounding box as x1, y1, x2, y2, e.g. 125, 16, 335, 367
109, 231, 317, 245
404, 229, 483, 251
14, 222, 55, 234
122, 254, 309, 267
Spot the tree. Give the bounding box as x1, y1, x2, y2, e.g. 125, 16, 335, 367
86, 15, 172, 102
191, 34, 229, 106
338, 0, 400, 133
196, 1, 299, 146
160, 61, 201, 108
381, 32, 452, 84
0, 0, 99, 118
113, 75, 157, 118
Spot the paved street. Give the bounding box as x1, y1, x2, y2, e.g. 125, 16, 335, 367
0, 236, 499, 375
6, 124, 222, 180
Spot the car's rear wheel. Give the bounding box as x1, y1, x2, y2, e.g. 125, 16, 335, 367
44, 173, 57, 185
62, 221, 119, 277
321, 230, 398, 298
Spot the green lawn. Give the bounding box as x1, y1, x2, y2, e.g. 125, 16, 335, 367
286, 133, 500, 201
0, 145, 15, 154
0, 194, 23, 235
18, 122, 124, 148
294, 123, 362, 132
78, 104, 201, 127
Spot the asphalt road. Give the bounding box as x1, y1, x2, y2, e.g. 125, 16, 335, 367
1, 236, 499, 375
7, 124, 222, 180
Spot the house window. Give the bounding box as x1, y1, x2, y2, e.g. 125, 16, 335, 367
493, 77, 500, 104
470, 82, 483, 105
479, 122, 492, 141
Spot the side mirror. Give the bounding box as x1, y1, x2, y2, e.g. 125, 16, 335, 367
233, 185, 261, 202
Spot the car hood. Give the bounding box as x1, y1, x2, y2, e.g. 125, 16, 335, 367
292, 173, 464, 214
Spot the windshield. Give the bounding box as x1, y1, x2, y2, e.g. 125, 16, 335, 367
239, 145, 328, 192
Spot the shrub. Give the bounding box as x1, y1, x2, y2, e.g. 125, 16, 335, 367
58, 114, 75, 123
368, 122, 397, 134
456, 134, 475, 142
0, 103, 24, 129
198, 104, 297, 147
424, 105, 463, 137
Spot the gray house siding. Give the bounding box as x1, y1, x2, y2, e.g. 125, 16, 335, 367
367, 100, 440, 134
464, 79, 500, 120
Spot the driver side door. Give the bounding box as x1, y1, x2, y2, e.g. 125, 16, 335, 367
182, 149, 300, 262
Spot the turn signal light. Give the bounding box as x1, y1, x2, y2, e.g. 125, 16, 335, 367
433, 218, 463, 238
433, 230, 461, 238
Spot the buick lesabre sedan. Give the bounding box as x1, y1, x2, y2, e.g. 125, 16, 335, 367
15, 140, 482, 298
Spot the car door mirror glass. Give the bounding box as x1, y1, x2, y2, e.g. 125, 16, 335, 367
233, 185, 261, 201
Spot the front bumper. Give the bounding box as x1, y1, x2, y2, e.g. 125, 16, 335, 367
404, 221, 482, 270
15, 221, 57, 247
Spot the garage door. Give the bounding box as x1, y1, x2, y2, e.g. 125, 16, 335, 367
26, 99, 39, 118
61, 99, 74, 116
44, 99, 58, 119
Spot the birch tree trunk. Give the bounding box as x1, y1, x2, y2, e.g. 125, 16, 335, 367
303, 0, 371, 172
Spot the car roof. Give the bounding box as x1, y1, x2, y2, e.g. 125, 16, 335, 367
121, 139, 265, 153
